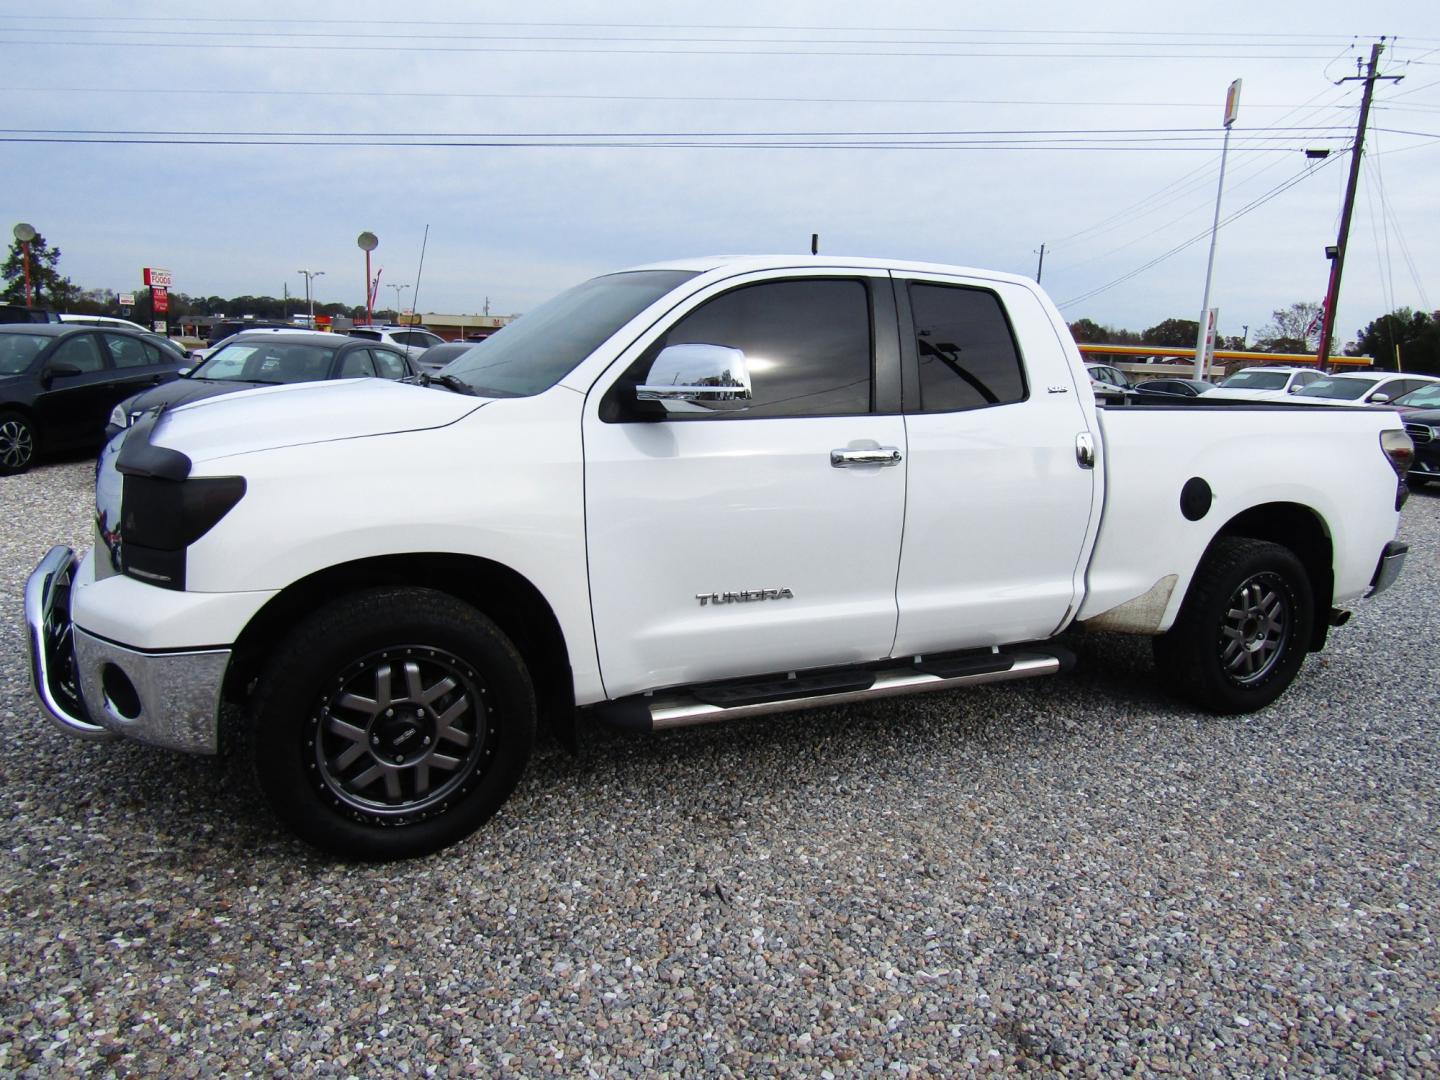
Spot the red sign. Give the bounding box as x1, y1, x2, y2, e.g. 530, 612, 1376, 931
143, 267, 172, 288
152, 286, 169, 314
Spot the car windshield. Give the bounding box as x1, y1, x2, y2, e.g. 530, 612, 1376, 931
444, 269, 698, 397
1295, 377, 1376, 401
1219, 371, 1289, 389
0, 333, 50, 374
191, 341, 338, 383
1395, 384, 1440, 409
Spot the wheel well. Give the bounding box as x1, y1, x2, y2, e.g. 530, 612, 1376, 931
1213, 502, 1334, 651
224, 553, 577, 746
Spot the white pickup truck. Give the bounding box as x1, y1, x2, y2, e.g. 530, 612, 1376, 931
26, 256, 1415, 859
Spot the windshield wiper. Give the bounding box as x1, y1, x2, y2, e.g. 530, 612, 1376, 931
404, 371, 476, 395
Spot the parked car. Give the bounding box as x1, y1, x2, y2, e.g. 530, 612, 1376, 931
1291, 372, 1440, 407
1390, 384, 1440, 413
1135, 378, 1215, 399
25, 254, 1413, 859
349, 325, 446, 363
1205, 366, 1323, 402
0, 304, 61, 325
57, 313, 152, 334
1084, 362, 1137, 402
0, 324, 186, 475
106, 330, 417, 438
204, 319, 292, 346
412, 340, 476, 373
1402, 410, 1440, 487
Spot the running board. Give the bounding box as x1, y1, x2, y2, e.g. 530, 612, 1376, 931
593, 648, 1069, 733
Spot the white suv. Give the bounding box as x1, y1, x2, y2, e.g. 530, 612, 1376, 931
348, 325, 445, 362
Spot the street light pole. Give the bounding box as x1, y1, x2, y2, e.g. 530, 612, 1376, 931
1194, 79, 1241, 380
386, 283, 411, 319
297, 269, 325, 327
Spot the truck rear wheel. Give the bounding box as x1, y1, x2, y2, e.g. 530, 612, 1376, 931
251, 587, 535, 859
1153, 537, 1313, 714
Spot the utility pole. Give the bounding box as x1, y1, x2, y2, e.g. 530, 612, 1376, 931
1317, 42, 1402, 371
1034, 243, 1046, 284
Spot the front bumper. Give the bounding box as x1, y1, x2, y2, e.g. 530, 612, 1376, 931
26, 546, 229, 754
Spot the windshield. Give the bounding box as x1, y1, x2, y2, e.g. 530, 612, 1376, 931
191, 341, 338, 383
0, 333, 50, 374
1220, 370, 1289, 390
1396, 384, 1440, 409
444, 269, 698, 397
1295, 377, 1376, 401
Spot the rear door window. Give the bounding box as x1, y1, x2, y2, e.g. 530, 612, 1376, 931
907, 284, 1026, 412
50, 333, 106, 372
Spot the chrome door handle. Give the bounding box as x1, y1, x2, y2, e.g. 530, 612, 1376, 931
1075, 432, 1095, 470
831, 447, 902, 468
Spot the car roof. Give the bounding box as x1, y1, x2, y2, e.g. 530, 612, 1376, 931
0, 322, 90, 337
217, 329, 346, 346
1230, 365, 1313, 374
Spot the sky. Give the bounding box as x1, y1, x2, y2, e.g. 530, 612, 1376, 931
3, 1, 1439, 349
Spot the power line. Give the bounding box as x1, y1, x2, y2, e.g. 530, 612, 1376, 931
0, 15, 1405, 42
1, 38, 1350, 60
0, 85, 1376, 110
1056, 153, 1344, 309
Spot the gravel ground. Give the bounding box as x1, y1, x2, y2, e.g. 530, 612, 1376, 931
1, 457, 1436, 1078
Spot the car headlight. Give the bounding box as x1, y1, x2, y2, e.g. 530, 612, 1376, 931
109, 404, 130, 428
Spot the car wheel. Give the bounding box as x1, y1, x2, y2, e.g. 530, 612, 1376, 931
251, 587, 536, 859
0, 410, 38, 476
1152, 537, 1314, 714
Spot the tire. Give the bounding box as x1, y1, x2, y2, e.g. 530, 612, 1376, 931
1152, 537, 1314, 715
251, 587, 536, 859
0, 410, 37, 476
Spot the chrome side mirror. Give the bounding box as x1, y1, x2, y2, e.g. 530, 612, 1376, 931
1286, 384, 1302, 393
637, 343, 752, 403
1368, 392, 1391, 404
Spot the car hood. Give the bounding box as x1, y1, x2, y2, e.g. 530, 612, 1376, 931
120, 376, 277, 419
1402, 408, 1440, 424
148, 378, 490, 464
1204, 387, 1284, 401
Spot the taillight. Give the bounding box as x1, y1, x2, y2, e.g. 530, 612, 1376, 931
1380, 428, 1414, 477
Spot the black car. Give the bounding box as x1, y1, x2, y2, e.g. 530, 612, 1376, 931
1402, 409, 1440, 489
0, 324, 187, 475
1135, 378, 1216, 399
106, 330, 418, 439
412, 340, 476, 373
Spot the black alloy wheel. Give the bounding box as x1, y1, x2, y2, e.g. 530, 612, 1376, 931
252, 587, 536, 859
1153, 537, 1314, 714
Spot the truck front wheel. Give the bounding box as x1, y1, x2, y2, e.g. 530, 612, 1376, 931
1153, 537, 1314, 714
251, 587, 536, 859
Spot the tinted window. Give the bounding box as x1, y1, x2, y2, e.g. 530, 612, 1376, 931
633, 278, 872, 419
370, 348, 408, 379
0, 332, 49, 374
338, 349, 376, 378
51, 334, 105, 373
194, 342, 338, 383
104, 333, 154, 369
349, 329, 382, 341
909, 284, 1024, 411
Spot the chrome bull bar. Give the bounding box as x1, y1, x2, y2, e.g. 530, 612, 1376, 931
25, 545, 117, 741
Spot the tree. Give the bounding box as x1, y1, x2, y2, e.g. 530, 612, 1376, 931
1254, 301, 1322, 354
1349, 308, 1440, 375
2, 231, 76, 307
1142, 318, 1199, 347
